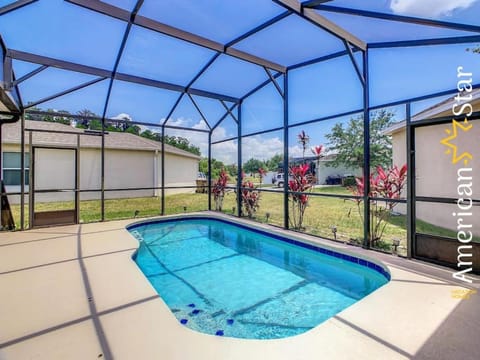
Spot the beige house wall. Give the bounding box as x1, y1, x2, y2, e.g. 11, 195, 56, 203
164, 153, 199, 194
391, 119, 480, 236
3, 145, 198, 203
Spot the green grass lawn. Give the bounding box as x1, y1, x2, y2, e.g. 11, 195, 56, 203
9, 186, 474, 257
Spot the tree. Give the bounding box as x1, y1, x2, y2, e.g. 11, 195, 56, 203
161, 135, 201, 156
199, 158, 225, 179
140, 129, 155, 140
226, 164, 237, 177
265, 154, 283, 171
77, 109, 98, 128
125, 125, 141, 135
325, 109, 395, 171
137, 132, 200, 156
87, 119, 102, 130
243, 158, 265, 175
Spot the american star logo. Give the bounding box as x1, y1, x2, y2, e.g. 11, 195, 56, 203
440, 118, 473, 166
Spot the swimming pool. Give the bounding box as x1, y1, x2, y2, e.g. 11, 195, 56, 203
128, 216, 389, 339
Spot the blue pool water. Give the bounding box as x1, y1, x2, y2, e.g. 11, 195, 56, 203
128, 217, 389, 339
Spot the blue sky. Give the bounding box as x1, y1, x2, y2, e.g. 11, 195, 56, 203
1, 0, 480, 164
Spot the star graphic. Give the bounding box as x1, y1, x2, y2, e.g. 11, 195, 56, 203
440, 118, 473, 166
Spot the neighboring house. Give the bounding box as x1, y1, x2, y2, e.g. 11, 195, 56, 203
1, 120, 201, 203
314, 154, 361, 185
275, 155, 361, 185
385, 89, 480, 236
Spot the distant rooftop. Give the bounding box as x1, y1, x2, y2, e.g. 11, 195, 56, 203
2, 120, 201, 159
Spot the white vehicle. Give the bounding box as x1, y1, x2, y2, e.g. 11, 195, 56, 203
272, 173, 286, 187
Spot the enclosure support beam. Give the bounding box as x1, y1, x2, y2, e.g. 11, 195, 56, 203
12, 65, 48, 87
28, 131, 33, 228
2, 55, 13, 90
188, 93, 211, 130
310, 5, 480, 34
362, 49, 370, 249
220, 101, 238, 123
75, 135, 80, 224
20, 111, 25, 230
24, 77, 107, 109
161, 125, 165, 216
406, 103, 415, 258
7, 49, 239, 103
283, 72, 289, 229
288, 50, 349, 71
237, 101, 243, 218
160, 93, 185, 215
66, 0, 286, 73
0, 0, 37, 16
211, 103, 238, 132
343, 40, 364, 86
100, 0, 145, 222
369, 35, 480, 49
208, 132, 212, 211
274, 0, 366, 50
264, 67, 284, 98
240, 71, 283, 101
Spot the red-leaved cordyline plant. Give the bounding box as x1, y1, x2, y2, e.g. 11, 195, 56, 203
311, 144, 324, 184
240, 172, 260, 218
212, 169, 229, 211
298, 130, 310, 160
311, 145, 324, 158
289, 163, 314, 230
258, 167, 267, 185
350, 164, 407, 245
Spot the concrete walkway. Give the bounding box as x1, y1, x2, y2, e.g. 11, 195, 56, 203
0, 213, 478, 360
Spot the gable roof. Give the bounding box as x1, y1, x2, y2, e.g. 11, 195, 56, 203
2, 120, 200, 160
384, 88, 480, 135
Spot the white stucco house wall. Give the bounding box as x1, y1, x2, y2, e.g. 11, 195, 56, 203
1, 120, 200, 203
386, 89, 480, 236
315, 154, 361, 185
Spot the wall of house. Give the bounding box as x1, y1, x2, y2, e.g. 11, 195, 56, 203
316, 161, 361, 185
391, 119, 480, 236
163, 153, 199, 194
3, 145, 198, 203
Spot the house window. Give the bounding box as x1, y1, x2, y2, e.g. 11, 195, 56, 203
2, 152, 30, 186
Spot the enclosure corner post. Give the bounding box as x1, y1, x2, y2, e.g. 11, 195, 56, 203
161, 124, 165, 216
20, 111, 25, 230
362, 48, 371, 249
283, 71, 289, 230
208, 131, 212, 211
237, 100, 243, 218
406, 102, 415, 258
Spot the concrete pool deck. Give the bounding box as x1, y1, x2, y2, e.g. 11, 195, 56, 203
0, 212, 479, 360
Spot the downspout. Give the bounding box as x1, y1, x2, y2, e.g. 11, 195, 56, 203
153, 149, 158, 197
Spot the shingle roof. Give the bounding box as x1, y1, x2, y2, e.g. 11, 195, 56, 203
384, 88, 480, 135
2, 120, 200, 160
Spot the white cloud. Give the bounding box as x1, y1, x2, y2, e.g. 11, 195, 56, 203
390, 0, 477, 17
112, 112, 132, 121
142, 118, 317, 165
164, 118, 287, 165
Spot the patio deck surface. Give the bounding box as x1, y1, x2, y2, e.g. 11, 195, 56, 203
0, 212, 479, 360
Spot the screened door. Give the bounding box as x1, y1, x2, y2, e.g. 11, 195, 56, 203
30, 147, 79, 227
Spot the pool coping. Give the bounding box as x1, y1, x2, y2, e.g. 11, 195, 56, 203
1, 212, 479, 360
